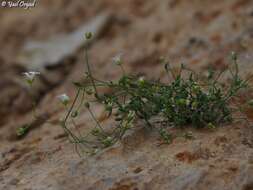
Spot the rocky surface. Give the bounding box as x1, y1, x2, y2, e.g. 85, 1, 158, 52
1, 0, 253, 189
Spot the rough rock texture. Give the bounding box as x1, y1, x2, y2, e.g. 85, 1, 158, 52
1, 0, 253, 190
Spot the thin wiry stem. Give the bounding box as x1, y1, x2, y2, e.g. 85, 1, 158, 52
85, 46, 98, 96
64, 88, 81, 123
87, 107, 107, 136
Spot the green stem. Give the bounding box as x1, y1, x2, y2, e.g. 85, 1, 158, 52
87, 107, 107, 135
85, 46, 98, 96
64, 88, 81, 123
120, 65, 126, 75
61, 88, 83, 144
29, 83, 39, 120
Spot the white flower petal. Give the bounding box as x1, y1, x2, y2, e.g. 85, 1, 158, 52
23, 71, 40, 76
23, 71, 40, 83
112, 53, 123, 65
57, 94, 70, 105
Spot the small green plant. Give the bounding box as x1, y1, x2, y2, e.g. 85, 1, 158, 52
17, 71, 41, 137
23, 33, 253, 155
16, 124, 31, 137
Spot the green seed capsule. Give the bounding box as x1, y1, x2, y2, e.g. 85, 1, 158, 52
192, 101, 198, 109
91, 128, 100, 135
248, 100, 253, 107
86, 88, 93, 95
192, 85, 201, 93
106, 105, 112, 111
71, 111, 78, 118
115, 117, 122, 121
177, 98, 186, 106
102, 136, 113, 147
85, 102, 90, 108
207, 122, 216, 129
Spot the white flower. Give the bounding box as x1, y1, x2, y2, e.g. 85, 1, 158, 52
57, 94, 70, 106
186, 99, 191, 106
138, 77, 145, 85
23, 71, 40, 84
141, 97, 148, 103
112, 53, 123, 65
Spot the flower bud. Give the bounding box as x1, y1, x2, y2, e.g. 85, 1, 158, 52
231, 51, 237, 61
85, 32, 93, 40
